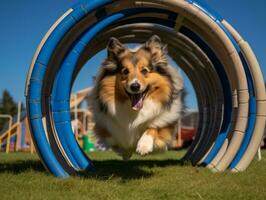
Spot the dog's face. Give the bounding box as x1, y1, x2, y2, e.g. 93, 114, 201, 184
100, 35, 172, 111
115, 48, 152, 111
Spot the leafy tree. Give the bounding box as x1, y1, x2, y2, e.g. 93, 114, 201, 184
0, 90, 18, 131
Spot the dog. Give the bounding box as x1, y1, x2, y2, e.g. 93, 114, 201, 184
90, 35, 184, 160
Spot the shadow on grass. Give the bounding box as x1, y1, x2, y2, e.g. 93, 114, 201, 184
0, 160, 45, 174
79, 159, 184, 180
0, 158, 184, 180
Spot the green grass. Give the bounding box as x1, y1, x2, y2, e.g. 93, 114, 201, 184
0, 150, 266, 200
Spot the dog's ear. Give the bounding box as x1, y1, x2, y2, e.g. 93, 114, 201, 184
107, 37, 126, 59
145, 35, 167, 59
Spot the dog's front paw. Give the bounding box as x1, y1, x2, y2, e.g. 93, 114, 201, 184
136, 133, 154, 156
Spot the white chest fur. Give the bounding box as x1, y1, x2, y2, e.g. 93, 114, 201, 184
95, 99, 160, 149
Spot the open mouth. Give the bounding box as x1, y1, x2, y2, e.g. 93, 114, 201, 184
126, 87, 149, 111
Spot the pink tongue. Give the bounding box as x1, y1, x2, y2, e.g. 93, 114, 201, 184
131, 95, 144, 111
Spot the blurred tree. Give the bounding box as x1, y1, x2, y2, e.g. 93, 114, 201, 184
0, 90, 18, 130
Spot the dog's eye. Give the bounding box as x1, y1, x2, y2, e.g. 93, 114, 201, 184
141, 67, 149, 75
121, 68, 129, 75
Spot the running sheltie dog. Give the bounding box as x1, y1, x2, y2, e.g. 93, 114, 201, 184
90, 35, 184, 160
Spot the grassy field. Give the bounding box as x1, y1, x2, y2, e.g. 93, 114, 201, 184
0, 150, 265, 200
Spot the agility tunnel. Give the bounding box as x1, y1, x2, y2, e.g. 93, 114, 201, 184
25, 0, 266, 178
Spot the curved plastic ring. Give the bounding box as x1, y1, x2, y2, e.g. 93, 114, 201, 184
25, 0, 266, 177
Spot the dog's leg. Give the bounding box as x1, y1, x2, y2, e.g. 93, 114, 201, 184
136, 128, 157, 156
154, 125, 175, 151
94, 124, 133, 160
136, 125, 176, 155
112, 145, 133, 160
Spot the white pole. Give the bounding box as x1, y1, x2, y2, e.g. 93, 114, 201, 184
17, 101, 21, 123
15, 101, 22, 151
257, 147, 262, 161
74, 94, 78, 135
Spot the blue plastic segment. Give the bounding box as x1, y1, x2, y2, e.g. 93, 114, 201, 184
71, 0, 114, 21
75, 0, 112, 13
203, 127, 230, 164
29, 117, 69, 177
51, 100, 70, 112
73, 42, 87, 54
239, 53, 255, 97
53, 52, 80, 101
36, 15, 77, 66
230, 113, 256, 168
28, 101, 43, 120
71, 5, 88, 21
28, 80, 43, 101
249, 97, 256, 114
53, 111, 71, 123
54, 121, 93, 170
52, 128, 80, 169
30, 62, 47, 81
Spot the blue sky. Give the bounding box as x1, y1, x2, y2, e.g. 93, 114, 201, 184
0, 0, 265, 110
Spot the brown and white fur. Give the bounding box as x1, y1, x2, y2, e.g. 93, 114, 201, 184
90, 35, 184, 160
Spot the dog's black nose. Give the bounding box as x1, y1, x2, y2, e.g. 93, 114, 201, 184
130, 82, 141, 92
